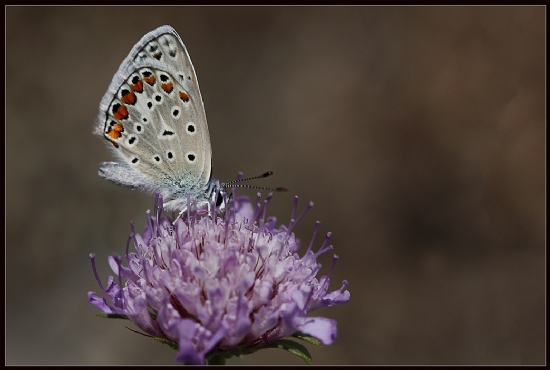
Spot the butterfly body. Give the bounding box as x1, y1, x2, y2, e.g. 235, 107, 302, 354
95, 26, 223, 212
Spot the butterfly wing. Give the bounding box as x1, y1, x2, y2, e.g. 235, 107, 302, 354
95, 26, 212, 205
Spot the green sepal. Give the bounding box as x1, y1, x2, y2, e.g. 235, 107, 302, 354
265, 338, 313, 364
292, 331, 323, 346
205, 354, 227, 365
205, 338, 312, 364
154, 337, 179, 351
97, 313, 128, 320
154, 334, 315, 365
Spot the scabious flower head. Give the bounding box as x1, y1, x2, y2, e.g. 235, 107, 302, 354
89, 192, 350, 365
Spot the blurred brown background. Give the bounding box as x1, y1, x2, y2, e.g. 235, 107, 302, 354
6, 6, 545, 365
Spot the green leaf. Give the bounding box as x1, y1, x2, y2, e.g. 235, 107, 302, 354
206, 354, 227, 365
266, 339, 313, 365
206, 347, 247, 362
154, 337, 179, 351
207, 339, 313, 364
97, 313, 128, 320
228, 346, 261, 357
292, 331, 323, 346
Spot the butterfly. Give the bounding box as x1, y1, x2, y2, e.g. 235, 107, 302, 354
95, 25, 284, 216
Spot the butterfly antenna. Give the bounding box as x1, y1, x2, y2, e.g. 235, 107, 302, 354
221, 171, 288, 192
226, 184, 288, 192
223, 171, 274, 184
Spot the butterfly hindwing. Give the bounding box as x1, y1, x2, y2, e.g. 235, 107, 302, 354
95, 26, 212, 202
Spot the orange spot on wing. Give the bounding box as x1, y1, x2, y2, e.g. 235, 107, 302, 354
144, 75, 156, 85
161, 82, 173, 94
107, 129, 122, 139
131, 80, 143, 93
112, 123, 124, 132
121, 91, 136, 105
113, 105, 128, 120
179, 91, 190, 102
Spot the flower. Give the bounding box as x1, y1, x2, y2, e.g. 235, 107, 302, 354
88, 193, 350, 365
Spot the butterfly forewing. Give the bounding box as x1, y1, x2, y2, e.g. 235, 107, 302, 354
96, 26, 212, 196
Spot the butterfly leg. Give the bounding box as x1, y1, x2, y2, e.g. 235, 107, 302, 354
172, 207, 187, 225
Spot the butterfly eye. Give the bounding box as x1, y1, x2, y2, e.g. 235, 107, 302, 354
216, 192, 224, 207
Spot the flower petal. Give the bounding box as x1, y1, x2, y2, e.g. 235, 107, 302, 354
89, 194, 349, 364
296, 317, 337, 345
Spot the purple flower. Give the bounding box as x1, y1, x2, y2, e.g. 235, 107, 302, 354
88, 193, 350, 365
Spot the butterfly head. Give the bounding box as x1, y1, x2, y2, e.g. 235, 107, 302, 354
163, 176, 228, 216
